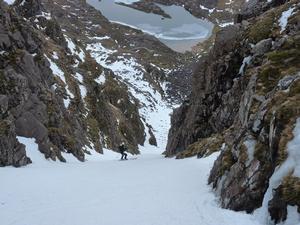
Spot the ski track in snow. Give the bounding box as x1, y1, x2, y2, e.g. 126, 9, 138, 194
0, 152, 262, 225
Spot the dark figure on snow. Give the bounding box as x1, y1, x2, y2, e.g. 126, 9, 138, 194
119, 142, 128, 160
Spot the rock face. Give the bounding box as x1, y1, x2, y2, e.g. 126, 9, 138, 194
166, 25, 246, 156
237, 0, 289, 22
166, 0, 300, 223
208, 0, 300, 214
0, 0, 94, 164
14, 0, 43, 17
1, 0, 189, 166
0, 119, 31, 167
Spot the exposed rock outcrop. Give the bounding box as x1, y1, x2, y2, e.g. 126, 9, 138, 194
0, 0, 150, 165
0, 0, 193, 166
166, 24, 246, 156
166, 0, 300, 223
208, 0, 300, 215
14, 0, 43, 17
0, 118, 31, 167
268, 175, 300, 223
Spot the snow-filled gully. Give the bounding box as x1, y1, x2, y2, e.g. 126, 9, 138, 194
0, 151, 262, 225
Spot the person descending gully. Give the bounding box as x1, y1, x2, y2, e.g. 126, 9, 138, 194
119, 142, 128, 160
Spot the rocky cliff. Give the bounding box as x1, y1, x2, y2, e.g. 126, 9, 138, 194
0, 0, 191, 167
166, 0, 300, 223
0, 0, 145, 166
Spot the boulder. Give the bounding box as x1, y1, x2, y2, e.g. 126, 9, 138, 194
251, 38, 273, 56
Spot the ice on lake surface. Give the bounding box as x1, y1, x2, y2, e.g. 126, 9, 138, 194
87, 0, 214, 52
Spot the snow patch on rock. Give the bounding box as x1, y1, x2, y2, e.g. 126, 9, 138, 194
87, 40, 172, 151
279, 6, 296, 33
17, 136, 48, 164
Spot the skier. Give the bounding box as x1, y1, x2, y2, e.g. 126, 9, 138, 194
118, 142, 128, 160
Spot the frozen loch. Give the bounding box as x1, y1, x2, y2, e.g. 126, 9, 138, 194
87, 0, 213, 52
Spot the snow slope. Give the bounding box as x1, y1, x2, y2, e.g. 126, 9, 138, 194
0, 152, 261, 225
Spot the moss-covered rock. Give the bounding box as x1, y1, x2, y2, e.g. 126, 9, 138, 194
281, 175, 300, 209
219, 148, 236, 177
269, 175, 300, 223
257, 66, 281, 94
208, 146, 237, 189
289, 79, 300, 97
176, 133, 224, 159
248, 11, 276, 44
254, 141, 269, 162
